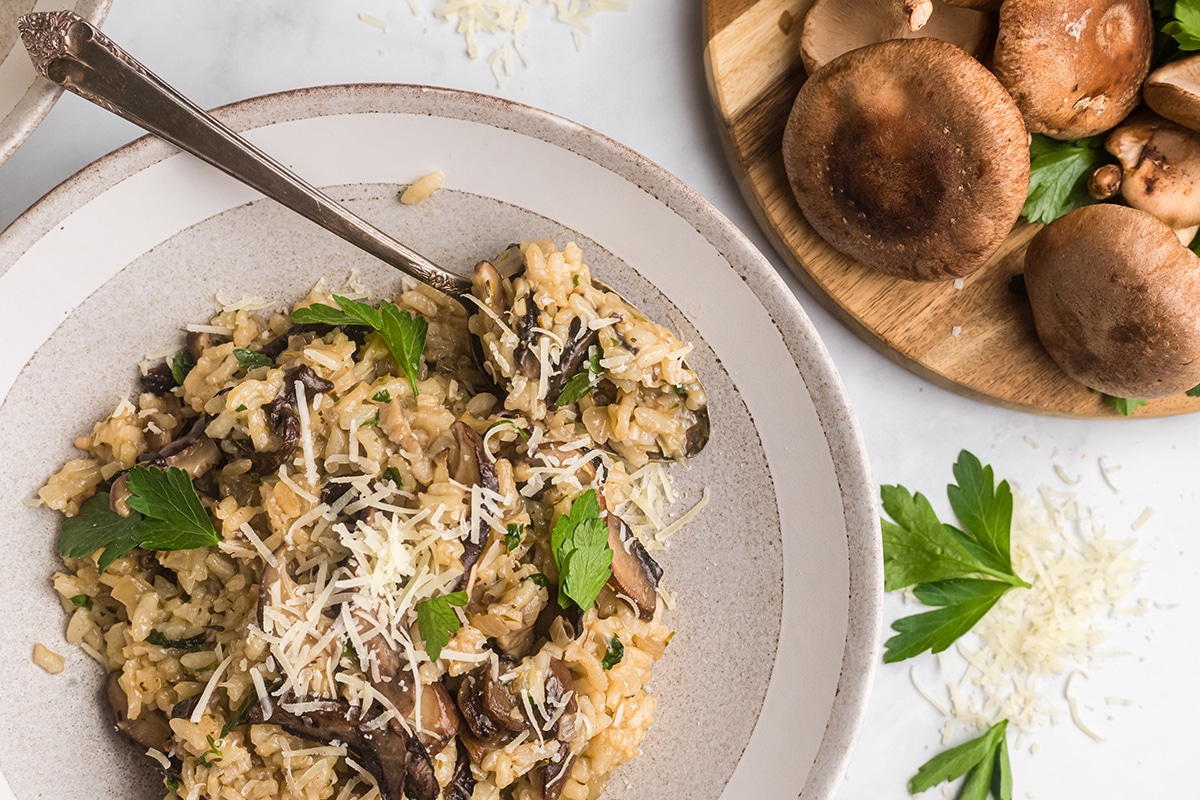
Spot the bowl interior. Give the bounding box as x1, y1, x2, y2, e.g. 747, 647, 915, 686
0, 85, 877, 799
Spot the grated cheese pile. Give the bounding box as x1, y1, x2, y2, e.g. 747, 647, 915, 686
930, 486, 1143, 743
366, 0, 630, 86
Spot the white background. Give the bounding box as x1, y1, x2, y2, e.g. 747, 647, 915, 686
1, 2, 1195, 797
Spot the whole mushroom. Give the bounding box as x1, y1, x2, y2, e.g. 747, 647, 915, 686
800, 0, 992, 74
1144, 53, 1200, 133
1024, 204, 1200, 400
783, 37, 1029, 281
992, 0, 1153, 139
1105, 112, 1200, 229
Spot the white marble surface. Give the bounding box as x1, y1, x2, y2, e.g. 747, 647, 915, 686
0, 2, 1195, 798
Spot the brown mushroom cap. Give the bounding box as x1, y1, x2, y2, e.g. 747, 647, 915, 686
1025, 204, 1200, 399
783, 38, 1029, 282
942, 0, 999, 9
800, 0, 991, 74
1106, 112, 1200, 229
992, 0, 1153, 139
1144, 53, 1200, 133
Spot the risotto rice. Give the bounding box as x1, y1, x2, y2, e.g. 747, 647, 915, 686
40, 240, 706, 800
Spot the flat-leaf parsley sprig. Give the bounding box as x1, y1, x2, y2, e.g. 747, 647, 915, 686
291, 295, 428, 396
881, 451, 1029, 663
58, 465, 220, 573
910, 719, 1013, 800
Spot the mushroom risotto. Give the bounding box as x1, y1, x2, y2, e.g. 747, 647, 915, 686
39, 240, 708, 800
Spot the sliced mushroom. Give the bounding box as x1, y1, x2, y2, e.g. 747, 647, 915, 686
236, 366, 333, 474
1144, 53, 1200, 133
139, 362, 177, 396
109, 474, 133, 517
186, 331, 217, 361
534, 740, 576, 800
1024, 204, 1200, 399
533, 660, 579, 800
604, 512, 662, 621
103, 671, 173, 753
800, 0, 991, 75
247, 697, 412, 800
444, 739, 477, 800
512, 291, 542, 380
403, 734, 438, 800
783, 38, 1029, 281
1105, 112, 1200, 229
481, 668, 527, 734
992, 0, 1153, 139
415, 681, 461, 754
546, 319, 599, 407
450, 422, 499, 589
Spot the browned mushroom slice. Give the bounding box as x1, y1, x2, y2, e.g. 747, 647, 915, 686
456, 671, 523, 738
415, 681, 461, 754
546, 318, 599, 406
109, 473, 134, 517
247, 697, 411, 800
540, 659, 579, 739
140, 362, 177, 396
595, 487, 662, 621
103, 671, 173, 753
139, 413, 209, 468
534, 740, 577, 800
450, 421, 499, 588
512, 290, 542, 379
403, 734, 438, 800
235, 366, 333, 474
445, 739, 477, 800
257, 543, 297, 629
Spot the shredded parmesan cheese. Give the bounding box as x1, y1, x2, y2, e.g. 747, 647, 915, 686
191, 654, 234, 723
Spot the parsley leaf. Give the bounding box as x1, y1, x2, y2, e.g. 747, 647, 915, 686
372, 388, 391, 403
487, 419, 530, 441
416, 590, 468, 661
947, 451, 1014, 573
881, 451, 1028, 662
69, 594, 93, 610
125, 466, 220, 551
505, 523, 525, 551
554, 346, 602, 407
1188, 384, 1200, 398
1166, 0, 1200, 49
59, 492, 144, 573
382, 466, 404, 488
551, 489, 614, 611
291, 296, 428, 396
233, 348, 272, 372
602, 634, 624, 670
1022, 135, 1107, 224
884, 579, 1010, 663
170, 351, 195, 385
1104, 395, 1148, 416
910, 720, 1011, 800
524, 573, 549, 588
147, 630, 207, 651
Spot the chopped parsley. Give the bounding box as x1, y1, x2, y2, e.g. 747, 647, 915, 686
59, 466, 220, 573
1188, 384, 1200, 398
486, 419, 530, 441
220, 681, 279, 738
372, 388, 392, 403
505, 523, 525, 551
170, 351, 195, 385
69, 594, 93, 610
291, 295, 428, 396
881, 451, 1029, 663
523, 573, 549, 588
234, 404, 247, 412
382, 466, 404, 488
416, 590, 468, 661
197, 733, 223, 767
147, 630, 207, 651
233, 348, 272, 372
360, 409, 380, 428
602, 634, 624, 670
551, 489, 613, 611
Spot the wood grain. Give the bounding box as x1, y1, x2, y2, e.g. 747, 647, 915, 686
702, 0, 1200, 418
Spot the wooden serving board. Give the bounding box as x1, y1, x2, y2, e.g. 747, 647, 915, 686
702, 0, 1200, 418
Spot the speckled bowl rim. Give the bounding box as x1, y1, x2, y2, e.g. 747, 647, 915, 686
0, 83, 881, 799
0, 0, 113, 166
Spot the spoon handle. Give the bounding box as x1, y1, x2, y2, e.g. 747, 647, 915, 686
18, 11, 472, 297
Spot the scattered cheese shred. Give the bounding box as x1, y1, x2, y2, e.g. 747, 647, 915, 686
400, 171, 445, 205
358, 11, 388, 30
191, 654, 234, 723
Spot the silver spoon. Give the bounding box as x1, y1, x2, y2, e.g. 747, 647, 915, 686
18, 10, 709, 458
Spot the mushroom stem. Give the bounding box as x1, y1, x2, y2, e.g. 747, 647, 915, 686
904, 0, 933, 30
1088, 164, 1122, 200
